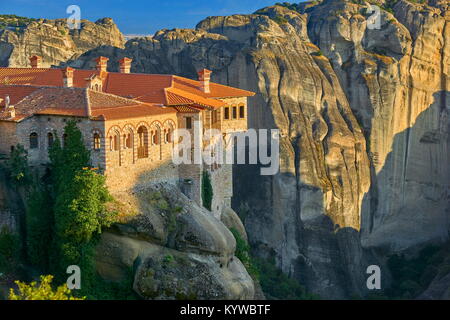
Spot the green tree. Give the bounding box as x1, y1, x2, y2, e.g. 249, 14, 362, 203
9, 275, 84, 300
26, 184, 54, 271
201, 170, 213, 211
6, 144, 31, 186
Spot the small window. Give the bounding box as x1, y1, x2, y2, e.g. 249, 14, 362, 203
186, 117, 192, 129
232, 106, 237, 119
93, 133, 101, 150
47, 132, 54, 148
239, 105, 245, 119
62, 134, 68, 147
166, 129, 172, 143
152, 130, 160, 145
114, 135, 119, 151
30, 133, 38, 149
224, 107, 230, 120
126, 133, 132, 149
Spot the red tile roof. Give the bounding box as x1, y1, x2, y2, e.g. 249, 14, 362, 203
0, 86, 176, 122
0, 65, 254, 121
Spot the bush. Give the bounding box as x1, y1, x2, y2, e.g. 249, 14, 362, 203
201, 171, 213, 211
6, 144, 31, 186
0, 227, 20, 273
26, 185, 53, 271
8, 275, 84, 300
253, 257, 319, 300
229, 228, 259, 279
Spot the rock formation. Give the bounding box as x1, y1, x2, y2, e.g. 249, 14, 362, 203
96, 184, 254, 300
1, 0, 449, 299
0, 17, 124, 67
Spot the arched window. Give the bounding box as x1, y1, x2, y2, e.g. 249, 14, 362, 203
137, 126, 148, 158
113, 134, 119, 151
93, 133, 101, 150
232, 106, 237, 119
152, 130, 160, 145
47, 132, 54, 148
126, 133, 132, 149
29, 133, 38, 149
165, 128, 172, 143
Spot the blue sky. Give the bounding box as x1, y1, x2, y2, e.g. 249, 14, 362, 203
0, 0, 295, 35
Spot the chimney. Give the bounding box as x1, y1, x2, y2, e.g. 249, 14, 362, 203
29, 55, 42, 68
62, 67, 74, 87
5, 95, 10, 109
95, 56, 109, 73
197, 68, 212, 93
119, 57, 132, 74
7, 105, 15, 119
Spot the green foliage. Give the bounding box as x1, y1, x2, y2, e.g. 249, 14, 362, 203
253, 257, 320, 300
8, 275, 84, 300
229, 225, 318, 300
272, 16, 289, 25
229, 228, 259, 279
0, 227, 20, 274
0, 14, 37, 31
26, 185, 53, 271
385, 243, 450, 299
6, 144, 31, 186
54, 169, 114, 243
150, 191, 182, 234
201, 170, 213, 211
49, 121, 90, 191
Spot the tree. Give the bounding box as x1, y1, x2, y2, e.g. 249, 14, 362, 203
201, 170, 213, 211
54, 168, 115, 244
6, 144, 31, 186
8, 275, 84, 300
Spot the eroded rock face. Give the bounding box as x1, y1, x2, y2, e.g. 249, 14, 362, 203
8, 0, 449, 299
306, 0, 450, 252
95, 184, 254, 300
0, 18, 124, 67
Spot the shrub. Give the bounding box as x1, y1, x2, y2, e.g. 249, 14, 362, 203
201, 171, 213, 211
8, 275, 84, 300
0, 227, 20, 273
6, 144, 31, 186
229, 228, 259, 279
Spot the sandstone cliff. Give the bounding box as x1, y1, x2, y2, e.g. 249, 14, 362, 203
1, 0, 449, 299
96, 184, 254, 300
0, 17, 124, 67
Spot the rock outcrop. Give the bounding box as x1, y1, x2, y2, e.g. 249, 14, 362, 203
95, 184, 254, 300
0, 18, 124, 67
72, 0, 449, 298
2, 0, 449, 299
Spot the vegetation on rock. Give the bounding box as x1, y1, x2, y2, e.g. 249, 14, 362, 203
201, 170, 213, 211
8, 275, 84, 300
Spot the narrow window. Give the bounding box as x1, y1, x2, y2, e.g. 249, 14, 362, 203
224, 107, 230, 120
239, 105, 245, 119
93, 133, 101, 150
166, 129, 172, 143
152, 130, 160, 145
137, 126, 149, 158
186, 117, 192, 129
232, 106, 237, 119
47, 132, 54, 148
114, 134, 119, 151
30, 133, 38, 149
126, 133, 132, 149
62, 134, 68, 147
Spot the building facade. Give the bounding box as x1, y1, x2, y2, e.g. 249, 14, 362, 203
0, 56, 254, 217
